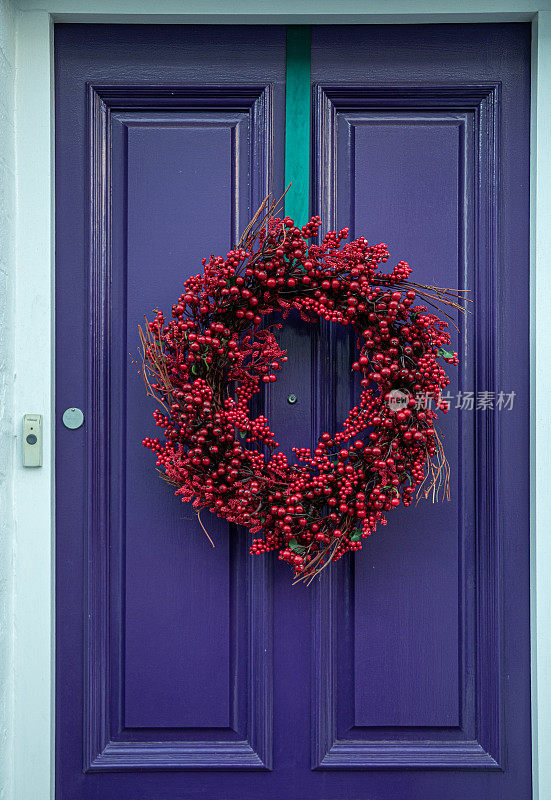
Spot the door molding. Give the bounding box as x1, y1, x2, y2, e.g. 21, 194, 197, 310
85, 83, 274, 771
312, 82, 502, 771
12, 4, 550, 799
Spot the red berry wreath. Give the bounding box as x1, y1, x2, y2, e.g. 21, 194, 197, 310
138, 197, 464, 584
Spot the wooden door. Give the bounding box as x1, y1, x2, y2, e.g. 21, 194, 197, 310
55, 22, 531, 799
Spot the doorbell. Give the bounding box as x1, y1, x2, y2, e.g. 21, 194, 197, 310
22, 414, 43, 467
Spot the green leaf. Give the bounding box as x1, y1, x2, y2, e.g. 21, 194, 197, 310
350, 530, 362, 542
191, 364, 198, 375
289, 538, 306, 554
239, 430, 247, 439
437, 347, 454, 359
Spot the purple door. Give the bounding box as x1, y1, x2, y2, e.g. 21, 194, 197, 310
55, 22, 531, 800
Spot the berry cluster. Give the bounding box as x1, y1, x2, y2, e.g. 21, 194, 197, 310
139, 209, 459, 583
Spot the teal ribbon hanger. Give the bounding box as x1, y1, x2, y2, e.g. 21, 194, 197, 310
284, 26, 311, 225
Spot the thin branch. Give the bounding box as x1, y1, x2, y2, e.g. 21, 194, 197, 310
197, 511, 215, 548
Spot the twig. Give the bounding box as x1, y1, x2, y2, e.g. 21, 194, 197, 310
197, 511, 215, 548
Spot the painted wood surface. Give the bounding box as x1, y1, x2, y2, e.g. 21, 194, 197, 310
55, 22, 531, 799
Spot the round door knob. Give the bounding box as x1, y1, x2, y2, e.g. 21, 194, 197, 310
62, 408, 84, 429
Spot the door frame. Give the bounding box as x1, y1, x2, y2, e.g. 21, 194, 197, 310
12, 2, 550, 799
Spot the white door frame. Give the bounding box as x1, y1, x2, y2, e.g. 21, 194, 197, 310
13, 2, 551, 798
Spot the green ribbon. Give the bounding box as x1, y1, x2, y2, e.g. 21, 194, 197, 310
284, 26, 311, 226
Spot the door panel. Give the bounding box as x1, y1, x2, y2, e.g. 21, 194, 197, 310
335, 107, 463, 732
55, 25, 284, 786
123, 114, 256, 731
311, 84, 493, 769
309, 23, 531, 789
91, 85, 276, 771
55, 22, 531, 800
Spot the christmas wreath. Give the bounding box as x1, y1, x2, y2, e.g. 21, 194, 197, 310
138, 196, 466, 584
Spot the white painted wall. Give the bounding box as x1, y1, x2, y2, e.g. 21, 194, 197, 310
12, 8, 53, 799
3, 2, 550, 800
0, 1, 15, 798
